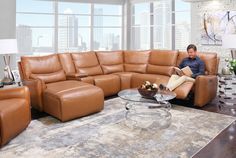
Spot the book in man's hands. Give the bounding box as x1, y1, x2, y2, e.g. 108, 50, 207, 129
174, 66, 193, 77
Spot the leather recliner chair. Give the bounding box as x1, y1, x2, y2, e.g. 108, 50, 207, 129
0, 86, 31, 147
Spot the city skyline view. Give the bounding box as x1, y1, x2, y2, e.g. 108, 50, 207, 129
16, 0, 122, 54
16, 0, 190, 55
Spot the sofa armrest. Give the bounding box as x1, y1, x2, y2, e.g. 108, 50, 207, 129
22, 79, 46, 111
194, 75, 218, 107
66, 73, 88, 80
0, 86, 30, 101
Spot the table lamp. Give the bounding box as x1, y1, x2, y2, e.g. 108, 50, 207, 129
222, 34, 236, 59
0, 39, 18, 85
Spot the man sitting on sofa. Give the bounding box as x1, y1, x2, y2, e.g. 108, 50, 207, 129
166, 44, 205, 91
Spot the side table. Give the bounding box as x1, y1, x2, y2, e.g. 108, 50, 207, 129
218, 74, 236, 110
0, 82, 22, 89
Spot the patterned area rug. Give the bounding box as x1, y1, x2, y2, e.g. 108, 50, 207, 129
0, 98, 235, 158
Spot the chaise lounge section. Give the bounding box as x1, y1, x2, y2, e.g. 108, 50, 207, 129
18, 54, 104, 122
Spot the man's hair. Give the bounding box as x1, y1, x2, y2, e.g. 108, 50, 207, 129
187, 44, 197, 51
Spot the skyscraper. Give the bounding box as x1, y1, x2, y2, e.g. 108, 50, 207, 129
16, 25, 32, 54
58, 14, 79, 51
94, 8, 103, 50
153, 1, 171, 49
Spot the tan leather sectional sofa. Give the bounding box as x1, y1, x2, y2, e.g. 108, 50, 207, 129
18, 50, 219, 121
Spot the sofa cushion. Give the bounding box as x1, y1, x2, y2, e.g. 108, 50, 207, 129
198, 52, 218, 75
44, 80, 104, 121
80, 76, 95, 85
147, 50, 178, 76
113, 72, 138, 90
45, 80, 90, 94
30, 70, 66, 84
92, 74, 120, 96
149, 50, 178, 66
96, 51, 124, 74
131, 74, 170, 88
58, 53, 76, 74
177, 51, 218, 75
147, 65, 174, 77
124, 50, 150, 73
21, 54, 66, 81
72, 52, 103, 76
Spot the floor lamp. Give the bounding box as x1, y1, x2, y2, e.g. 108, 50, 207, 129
0, 39, 18, 85
222, 34, 236, 59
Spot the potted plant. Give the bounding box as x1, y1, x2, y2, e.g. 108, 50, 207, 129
229, 59, 236, 75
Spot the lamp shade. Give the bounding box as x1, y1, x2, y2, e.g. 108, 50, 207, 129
222, 34, 236, 49
0, 39, 18, 55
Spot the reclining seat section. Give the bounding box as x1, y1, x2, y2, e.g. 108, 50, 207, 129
19, 54, 104, 122
71, 52, 120, 97
177, 51, 219, 107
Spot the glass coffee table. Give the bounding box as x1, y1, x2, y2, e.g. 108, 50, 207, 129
118, 89, 176, 130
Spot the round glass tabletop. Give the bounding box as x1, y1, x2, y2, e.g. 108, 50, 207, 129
118, 88, 176, 103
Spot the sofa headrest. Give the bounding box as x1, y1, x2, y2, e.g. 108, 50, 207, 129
96, 51, 123, 65
149, 50, 178, 66
96, 51, 124, 74
58, 53, 76, 75
124, 50, 150, 64
147, 50, 178, 76
123, 50, 150, 73
21, 54, 64, 80
71, 51, 103, 76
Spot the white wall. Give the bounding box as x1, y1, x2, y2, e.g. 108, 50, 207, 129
191, 0, 236, 72
0, 0, 16, 79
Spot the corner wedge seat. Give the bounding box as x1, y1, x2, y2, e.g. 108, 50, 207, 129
44, 80, 104, 122
0, 87, 31, 147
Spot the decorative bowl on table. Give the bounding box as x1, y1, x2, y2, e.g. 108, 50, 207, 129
138, 81, 158, 98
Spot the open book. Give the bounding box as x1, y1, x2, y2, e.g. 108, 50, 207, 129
174, 66, 193, 77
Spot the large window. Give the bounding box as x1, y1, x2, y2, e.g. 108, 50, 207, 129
16, 0, 55, 55
16, 0, 123, 55
58, 2, 91, 52
93, 4, 122, 50
174, 0, 191, 50
131, 3, 151, 50
131, 0, 190, 50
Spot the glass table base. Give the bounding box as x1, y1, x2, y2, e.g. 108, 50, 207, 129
124, 102, 172, 131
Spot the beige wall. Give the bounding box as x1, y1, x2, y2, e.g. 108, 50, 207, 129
0, 0, 16, 79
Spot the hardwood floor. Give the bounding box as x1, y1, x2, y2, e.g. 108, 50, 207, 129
192, 98, 236, 158
31, 96, 236, 158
